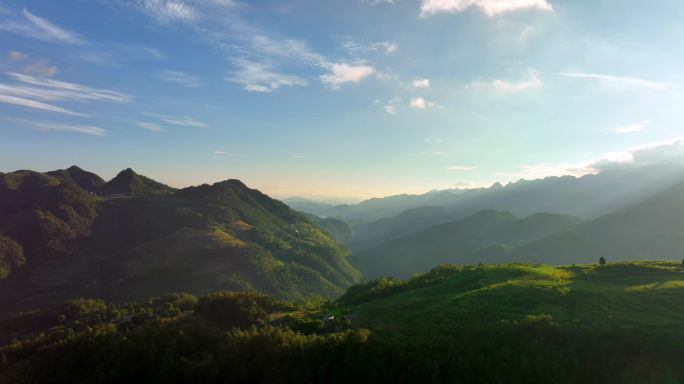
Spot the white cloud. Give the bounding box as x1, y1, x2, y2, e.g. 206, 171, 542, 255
447, 165, 477, 171
468, 70, 542, 93
226, 58, 307, 93
420, 0, 553, 17
492, 138, 684, 182
7, 119, 106, 136
559, 72, 670, 90
412, 78, 430, 88
410, 97, 441, 109
144, 113, 206, 127
320, 63, 375, 90
410, 97, 427, 109
384, 105, 396, 114
588, 138, 684, 172
494, 163, 591, 180
0, 9, 85, 44
137, 122, 164, 131
157, 70, 202, 87
613, 120, 650, 134
213, 150, 226, 155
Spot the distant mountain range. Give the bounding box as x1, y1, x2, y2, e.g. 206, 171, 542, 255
0, 167, 361, 316
351, 210, 580, 278
288, 164, 684, 251
351, 176, 684, 278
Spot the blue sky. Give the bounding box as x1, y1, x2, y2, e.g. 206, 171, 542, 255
1, 0, 684, 200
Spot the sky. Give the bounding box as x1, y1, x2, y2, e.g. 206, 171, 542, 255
1, 0, 684, 201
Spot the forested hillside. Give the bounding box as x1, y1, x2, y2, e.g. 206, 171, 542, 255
2, 261, 684, 383
0, 167, 361, 316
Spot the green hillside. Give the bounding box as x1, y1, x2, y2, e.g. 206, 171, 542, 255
0, 168, 361, 315
3, 261, 684, 383
352, 210, 578, 278
335, 261, 684, 339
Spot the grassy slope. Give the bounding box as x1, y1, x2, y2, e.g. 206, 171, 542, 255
335, 261, 684, 340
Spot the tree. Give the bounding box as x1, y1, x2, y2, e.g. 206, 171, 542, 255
599, 257, 606, 266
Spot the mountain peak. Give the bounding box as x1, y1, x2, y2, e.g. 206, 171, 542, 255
116, 168, 138, 178
46, 166, 105, 192
101, 168, 172, 196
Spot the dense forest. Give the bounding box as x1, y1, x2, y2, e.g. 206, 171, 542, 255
2, 261, 684, 383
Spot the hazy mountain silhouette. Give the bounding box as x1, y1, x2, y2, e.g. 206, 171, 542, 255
309, 165, 684, 250
351, 210, 579, 278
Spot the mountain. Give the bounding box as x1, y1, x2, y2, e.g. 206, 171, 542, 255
304, 214, 355, 245
345, 165, 684, 250
351, 210, 579, 278
285, 189, 468, 224
511, 180, 684, 265
99, 168, 175, 195
0, 167, 361, 316
46, 165, 105, 192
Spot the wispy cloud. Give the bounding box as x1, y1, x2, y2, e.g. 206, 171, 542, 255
0, 9, 85, 44
420, 0, 553, 17
7, 118, 107, 136
0, 93, 84, 116
4, 72, 132, 103
135, 0, 197, 23
145, 112, 206, 127
127, 0, 377, 92
559, 72, 670, 90
137, 122, 164, 132
425, 137, 444, 144
340, 37, 397, 56
226, 58, 307, 93
8, 51, 27, 61
0, 72, 131, 116
447, 165, 477, 171
468, 70, 542, 93
213, 150, 226, 155
8, 51, 59, 77
384, 105, 396, 114
366, 0, 396, 5
612, 120, 651, 134
412, 78, 430, 88
157, 70, 202, 87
